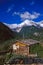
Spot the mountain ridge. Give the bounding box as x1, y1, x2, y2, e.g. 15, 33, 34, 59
4, 19, 43, 32
0, 21, 43, 41
0, 22, 18, 43
19, 25, 43, 41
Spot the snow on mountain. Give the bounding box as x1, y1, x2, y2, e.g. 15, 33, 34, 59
18, 20, 37, 27
4, 23, 18, 29
4, 20, 37, 32
37, 21, 43, 27
4, 19, 43, 32
4, 20, 37, 28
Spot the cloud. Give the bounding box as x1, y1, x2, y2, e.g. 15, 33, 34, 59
22, 8, 25, 10
7, 8, 12, 13
20, 11, 40, 20
12, 11, 40, 20
30, 1, 35, 5
7, 4, 14, 13
12, 12, 20, 16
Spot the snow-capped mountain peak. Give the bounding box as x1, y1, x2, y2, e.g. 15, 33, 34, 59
18, 19, 37, 27
37, 21, 43, 27
4, 19, 43, 32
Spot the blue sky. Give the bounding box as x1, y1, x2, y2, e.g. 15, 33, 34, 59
0, 0, 43, 24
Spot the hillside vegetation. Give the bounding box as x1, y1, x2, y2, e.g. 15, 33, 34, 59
19, 26, 43, 41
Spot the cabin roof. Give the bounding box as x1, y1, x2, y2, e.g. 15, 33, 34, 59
15, 39, 39, 46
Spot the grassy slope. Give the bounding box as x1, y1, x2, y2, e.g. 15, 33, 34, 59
30, 43, 43, 58
19, 26, 43, 41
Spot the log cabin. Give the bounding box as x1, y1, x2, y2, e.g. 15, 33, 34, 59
12, 39, 39, 56
4, 39, 40, 65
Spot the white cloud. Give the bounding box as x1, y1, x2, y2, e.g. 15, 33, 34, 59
12, 11, 40, 20
20, 11, 40, 20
